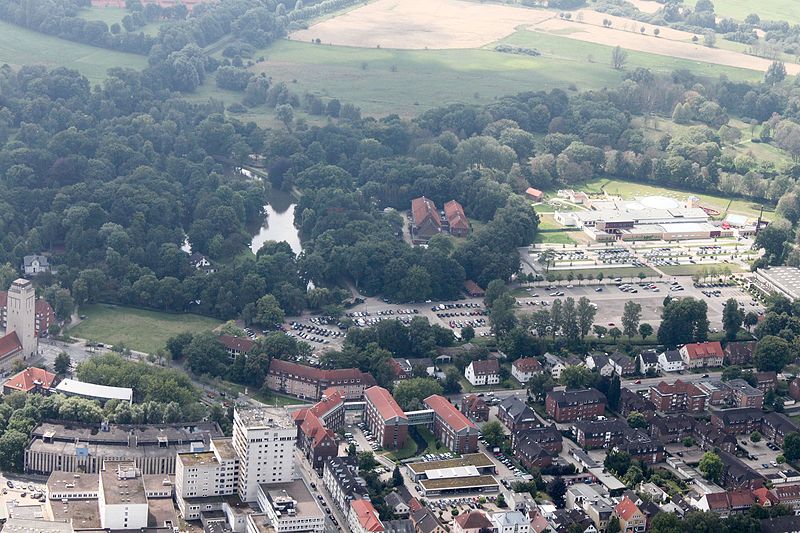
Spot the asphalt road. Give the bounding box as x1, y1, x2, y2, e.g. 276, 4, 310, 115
294, 448, 350, 533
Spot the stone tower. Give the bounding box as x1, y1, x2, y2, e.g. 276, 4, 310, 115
7, 278, 36, 358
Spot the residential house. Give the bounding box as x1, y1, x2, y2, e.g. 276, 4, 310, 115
727, 379, 764, 408
618, 389, 657, 420
680, 342, 724, 368
711, 408, 763, 435
566, 484, 613, 532
453, 511, 493, 533
444, 200, 470, 237
323, 456, 369, 515
637, 350, 660, 375
760, 516, 800, 533
790, 378, 800, 402
755, 371, 778, 392
761, 413, 800, 446
349, 499, 385, 533
650, 414, 695, 443
696, 380, 733, 406
189, 253, 216, 274
390, 358, 434, 382
692, 421, 738, 453
610, 352, 636, 376
217, 334, 255, 359
719, 451, 765, 490
296, 411, 338, 473
614, 497, 646, 533
512, 437, 552, 470
3, 367, 57, 395
465, 359, 500, 387
22, 255, 50, 276
724, 341, 757, 366
698, 490, 756, 516
512, 358, 543, 384
544, 353, 568, 380
572, 419, 629, 449
411, 197, 442, 242
546, 389, 607, 423
585, 353, 613, 377
410, 507, 447, 533
385, 490, 411, 518
549, 509, 598, 533
657, 350, 684, 373
364, 386, 408, 450
460, 395, 489, 422
770, 484, 800, 512
525, 188, 544, 202
614, 431, 665, 465
512, 425, 563, 455
498, 397, 540, 432
649, 380, 707, 413
492, 511, 531, 533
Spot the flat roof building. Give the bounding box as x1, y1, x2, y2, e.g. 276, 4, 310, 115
54, 378, 133, 404
754, 267, 800, 301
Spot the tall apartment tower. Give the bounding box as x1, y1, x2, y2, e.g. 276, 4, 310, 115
232, 405, 297, 502
7, 278, 36, 358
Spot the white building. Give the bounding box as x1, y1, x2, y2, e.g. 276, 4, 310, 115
247, 480, 326, 533
7, 278, 36, 358
98, 462, 149, 530
657, 350, 684, 373
22, 255, 50, 276
348, 499, 384, 533
54, 378, 133, 404
491, 511, 531, 533
233, 406, 297, 502
511, 358, 543, 384
465, 360, 500, 387
175, 438, 239, 520
753, 266, 800, 301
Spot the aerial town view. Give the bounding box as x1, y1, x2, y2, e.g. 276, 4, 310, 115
5, 0, 800, 532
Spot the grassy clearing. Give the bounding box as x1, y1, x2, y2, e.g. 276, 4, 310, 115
68, 304, 222, 354
413, 426, 452, 455
658, 263, 746, 276
702, 0, 800, 25
548, 266, 660, 279
388, 436, 419, 462
576, 178, 774, 221
77, 7, 163, 36
0, 20, 147, 83
535, 231, 579, 244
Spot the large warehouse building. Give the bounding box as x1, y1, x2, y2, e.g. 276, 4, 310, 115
753, 267, 800, 301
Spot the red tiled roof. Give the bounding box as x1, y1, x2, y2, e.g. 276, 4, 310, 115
310, 388, 344, 418
365, 386, 407, 421
683, 341, 723, 359
300, 412, 336, 447
350, 500, 384, 532
615, 497, 641, 521
3, 367, 57, 393
470, 359, 499, 376
454, 511, 492, 529
463, 395, 487, 410
411, 197, 441, 229
0, 332, 22, 360
653, 379, 703, 396
526, 187, 543, 198
729, 489, 756, 508
513, 358, 542, 373
705, 492, 730, 510
773, 484, 800, 501
424, 394, 477, 433
217, 334, 255, 353
444, 200, 469, 230
754, 487, 778, 506
464, 280, 484, 295
268, 359, 368, 383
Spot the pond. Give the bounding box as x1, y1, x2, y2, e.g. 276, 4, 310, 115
250, 188, 303, 256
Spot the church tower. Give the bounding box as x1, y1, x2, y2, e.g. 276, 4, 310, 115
7, 278, 36, 358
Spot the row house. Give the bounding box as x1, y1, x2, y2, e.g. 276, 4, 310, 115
296, 411, 338, 473
323, 456, 370, 516
572, 419, 628, 449
498, 397, 540, 432
692, 421, 738, 454
349, 499, 385, 533
723, 341, 757, 366
512, 425, 563, 455
680, 341, 724, 369
618, 389, 657, 420
649, 380, 707, 413
511, 435, 553, 470
768, 484, 800, 512
546, 389, 607, 423
266, 359, 376, 400
761, 413, 800, 446
711, 408, 763, 435
695, 380, 730, 406
720, 450, 765, 490
423, 394, 480, 453
699, 490, 756, 517
460, 395, 489, 422
512, 357, 543, 384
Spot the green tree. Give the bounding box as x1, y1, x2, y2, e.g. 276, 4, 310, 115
609, 327, 622, 341
577, 296, 597, 340
750, 431, 761, 443
348, 443, 357, 457
392, 466, 403, 487
622, 301, 642, 339
657, 297, 709, 346
623, 463, 643, 487
604, 450, 631, 476
560, 366, 594, 389
443, 368, 463, 394
528, 373, 556, 403
254, 294, 285, 327
607, 374, 621, 411
722, 298, 744, 341
699, 451, 723, 483
54, 352, 71, 375
481, 420, 506, 448
461, 326, 475, 342
607, 516, 621, 533
547, 477, 567, 507
627, 411, 648, 429
765, 60, 787, 85
638, 323, 653, 341
0, 429, 28, 471
744, 312, 759, 331
496, 493, 507, 508
784, 432, 800, 461
393, 378, 443, 411
755, 335, 793, 372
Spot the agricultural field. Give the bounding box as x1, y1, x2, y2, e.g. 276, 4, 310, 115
68, 304, 222, 354
696, 0, 800, 25
77, 6, 164, 36
0, 20, 147, 82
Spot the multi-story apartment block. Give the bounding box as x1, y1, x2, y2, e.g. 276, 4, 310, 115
727, 379, 764, 408
266, 359, 375, 400
423, 394, 480, 453
512, 425, 563, 455
497, 397, 540, 432
349, 499, 385, 533
323, 456, 370, 515
710, 408, 763, 435
175, 438, 239, 520
233, 406, 297, 502
545, 389, 607, 422
364, 386, 408, 450
465, 359, 500, 387
649, 380, 707, 413
572, 419, 629, 449
98, 462, 149, 530
512, 358, 543, 384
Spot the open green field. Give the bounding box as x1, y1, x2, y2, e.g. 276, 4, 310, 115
548, 266, 660, 279
68, 304, 222, 354
77, 7, 163, 36
235, 31, 761, 117
535, 231, 578, 244
658, 263, 746, 276
697, 0, 800, 25
0, 20, 147, 83
577, 178, 774, 221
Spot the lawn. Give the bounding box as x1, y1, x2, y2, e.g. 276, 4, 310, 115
0, 20, 147, 83
658, 263, 746, 276
548, 266, 660, 279
387, 435, 419, 462
77, 6, 163, 36
535, 231, 578, 245
412, 426, 452, 455
576, 178, 775, 221
699, 0, 800, 24
68, 304, 222, 354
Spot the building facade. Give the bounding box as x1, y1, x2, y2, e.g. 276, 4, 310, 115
423, 394, 480, 453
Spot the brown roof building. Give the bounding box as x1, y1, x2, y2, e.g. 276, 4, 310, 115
546, 389, 607, 423
649, 380, 707, 413
411, 197, 442, 242
266, 359, 375, 400
680, 341, 724, 368
3, 367, 57, 395
364, 386, 408, 450
724, 341, 757, 366
217, 334, 255, 359
423, 395, 479, 454
444, 200, 470, 237
460, 395, 489, 422
525, 187, 544, 202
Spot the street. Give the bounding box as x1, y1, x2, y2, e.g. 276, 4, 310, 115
294, 449, 351, 533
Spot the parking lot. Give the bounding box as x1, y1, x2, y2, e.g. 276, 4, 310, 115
737, 438, 793, 478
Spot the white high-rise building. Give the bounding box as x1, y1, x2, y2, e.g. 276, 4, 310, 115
233, 406, 297, 502
6, 278, 36, 358
98, 462, 149, 530
175, 438, 240, 520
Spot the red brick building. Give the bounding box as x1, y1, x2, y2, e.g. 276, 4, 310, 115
364, 386, 408, 450
649, 380, 707, 413
423, 394, 479, 453
460, 395, 489, 422
411, 197, 442, 242
296, 411, 338, 473
266, 359, 375, 400
444, 200, 470, 237
711, 408, 763, 435
724, 341, 756, 366
545, 389, 607, 423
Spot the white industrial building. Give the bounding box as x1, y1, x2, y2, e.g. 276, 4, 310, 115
753, 266, 800, 301
232, 406, 297, 503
